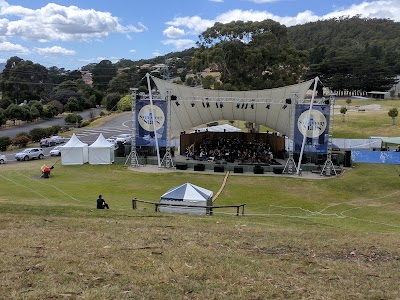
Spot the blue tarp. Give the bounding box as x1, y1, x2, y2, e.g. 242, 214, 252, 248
351, 150, 400, 164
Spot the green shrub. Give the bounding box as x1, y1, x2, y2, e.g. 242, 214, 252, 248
65, 113, 83, 125
12, 135, 30, 148
29, 128, 48, 142
0, 136, 12, 151
79, 120, 91, 128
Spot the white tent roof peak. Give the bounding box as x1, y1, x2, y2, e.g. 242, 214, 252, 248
161, 183, 213, 201
90, 133, 113, 148
62, 133, 87, 147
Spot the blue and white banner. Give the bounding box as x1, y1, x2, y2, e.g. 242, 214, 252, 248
294, 104, 330, 153
352, 150, 400, 164
136, 99, 167, 147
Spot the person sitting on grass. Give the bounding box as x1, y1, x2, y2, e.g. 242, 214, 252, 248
97, 195, 109, 209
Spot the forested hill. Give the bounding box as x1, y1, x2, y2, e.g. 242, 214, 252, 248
287, 16, 400, 52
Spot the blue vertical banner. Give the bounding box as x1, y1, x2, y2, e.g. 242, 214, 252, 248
136, 99, 167, 147
294, 104, 330, 153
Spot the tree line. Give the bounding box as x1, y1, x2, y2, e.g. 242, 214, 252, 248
0, 16, 399, 128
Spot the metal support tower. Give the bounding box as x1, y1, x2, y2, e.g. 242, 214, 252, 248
321, 94, 337, 176
283, 93, 299, 174
160, 90, 174, 168
126, 88, 140, 168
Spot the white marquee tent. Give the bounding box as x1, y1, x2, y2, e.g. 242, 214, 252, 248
159, 183, 213, 215
60, 133, 88, 165
89, 133, 115, 165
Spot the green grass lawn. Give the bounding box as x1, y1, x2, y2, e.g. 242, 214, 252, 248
1, 160, 400, 299
1, 99, 400, 299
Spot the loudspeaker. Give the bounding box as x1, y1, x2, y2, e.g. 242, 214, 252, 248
253, 165, 264, 174
176, 163, 188, 170
194, 164, 205, 171
344, 151, 351, 167
116, 142, 125, 157
234, 166, 243, 173
214, 165, 224, 172
273, 167, 284, 174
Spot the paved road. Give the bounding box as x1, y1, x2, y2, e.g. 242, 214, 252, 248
0, 108, 103, 138
1, 111, 133, 164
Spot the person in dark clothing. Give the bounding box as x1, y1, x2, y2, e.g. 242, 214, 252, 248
97, 195, 109, 209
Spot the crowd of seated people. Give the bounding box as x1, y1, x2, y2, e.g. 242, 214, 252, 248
184, 137, 276, 164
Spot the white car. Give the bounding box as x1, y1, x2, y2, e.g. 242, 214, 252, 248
15, 148, 44, 161
0, 153, 6, 164
115, 134, 131, 144
50, 146, 62, 156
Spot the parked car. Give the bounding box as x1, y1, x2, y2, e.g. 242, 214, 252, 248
15, 148, 44, 161
40, 136, 66, 147
40, 138, 56, 148
115, 134, 132, 144
0, 153, 6, 164
50, 146, 62, 156
50, 136, 66, 144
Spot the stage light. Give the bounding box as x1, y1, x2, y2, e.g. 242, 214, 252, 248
219, 102, 223, 108
175, 101, 180, 106
282, 104, 287, 109
245, 103, 248, 109
216, 102, 219, 108
191, 102, 195, 107
236, 103, 240, 109
202, 102, 205, 108
285, 98, 292, 104
266, 104, 270, 109
206, 102, 210, 108
171, 95, 177, 101
241, 103, 245, 109
251, 104, 254, 109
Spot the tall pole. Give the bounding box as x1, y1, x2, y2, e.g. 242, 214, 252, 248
146, 73, 161, 167
296, 77, 318, 175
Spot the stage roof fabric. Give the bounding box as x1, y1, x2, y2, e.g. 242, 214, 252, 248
152, 76, 314, 138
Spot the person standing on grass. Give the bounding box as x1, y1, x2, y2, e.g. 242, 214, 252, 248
97, 195, 109, 209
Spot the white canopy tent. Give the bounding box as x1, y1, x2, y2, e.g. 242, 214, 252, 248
60, 133, 88, 165
159, 183, 213, 215
89, 133, 115, 165
152, 76, 314, 138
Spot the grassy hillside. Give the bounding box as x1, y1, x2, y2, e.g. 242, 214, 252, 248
0, 161, 399, 299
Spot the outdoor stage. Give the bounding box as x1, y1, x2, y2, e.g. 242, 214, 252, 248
116, 154, 340, 177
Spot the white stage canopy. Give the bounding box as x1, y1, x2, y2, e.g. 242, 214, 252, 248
152, 76, 314, 138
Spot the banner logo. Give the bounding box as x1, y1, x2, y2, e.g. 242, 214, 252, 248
138, 105, 165, 131
297, 109, 327, 138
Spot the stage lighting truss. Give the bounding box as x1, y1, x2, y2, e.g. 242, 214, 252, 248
165, 96, 298, 108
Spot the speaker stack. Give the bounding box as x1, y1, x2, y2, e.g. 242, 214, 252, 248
194, 164, 205, 171
214, 165, 225, 173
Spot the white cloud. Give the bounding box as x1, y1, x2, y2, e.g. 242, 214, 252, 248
209, 0, 224, 2
0, 1, 144, 42
166, 16, 215, 35
162, 39, 196, 51
138, 22, 148, 31
152, 51, 163, 57
129, 49, 137, 53
0, 41, 29, 53
165, 1, 400, 35
163, 26, 185, 38
34, 46, 76, 56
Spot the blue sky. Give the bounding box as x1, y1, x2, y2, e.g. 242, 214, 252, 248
1, 0, 399, 70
